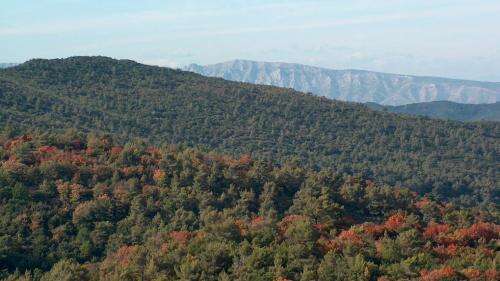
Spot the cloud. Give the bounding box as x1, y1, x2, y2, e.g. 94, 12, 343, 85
0, 1, 322, 36
0, 12, 178, 36
3, 1, 498, 38
185, 2, 500, 37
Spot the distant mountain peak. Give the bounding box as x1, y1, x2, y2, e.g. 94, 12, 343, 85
184, 60, 500, 105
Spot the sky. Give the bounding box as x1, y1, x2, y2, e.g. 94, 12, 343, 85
1, 0, 500, 81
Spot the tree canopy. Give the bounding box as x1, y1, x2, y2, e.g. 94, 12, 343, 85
0, 57, 498, 204
0, 132, 498, 280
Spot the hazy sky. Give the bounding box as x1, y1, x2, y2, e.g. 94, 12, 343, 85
1, 0, 500, 81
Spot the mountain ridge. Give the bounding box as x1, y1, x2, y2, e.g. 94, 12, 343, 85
184, 60, 500, 105
189, 59, 500, 82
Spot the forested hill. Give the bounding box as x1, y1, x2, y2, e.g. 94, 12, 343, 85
366, 101, 500, 122
0, 56, 498, 202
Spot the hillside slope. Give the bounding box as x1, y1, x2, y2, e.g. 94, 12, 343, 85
185, 60, 500, 105
0, 56, 498, 201
366, 101, 500, 121
0, 132, 498, 280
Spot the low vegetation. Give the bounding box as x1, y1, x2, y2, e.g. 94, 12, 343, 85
0, 132, 498, 280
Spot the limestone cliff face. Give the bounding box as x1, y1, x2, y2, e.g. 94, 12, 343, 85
185, 60, 500, 105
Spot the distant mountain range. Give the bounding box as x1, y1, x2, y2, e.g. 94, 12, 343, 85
185, 60, 500, 106
0, 63, 18, 68
366, 101, 500, 122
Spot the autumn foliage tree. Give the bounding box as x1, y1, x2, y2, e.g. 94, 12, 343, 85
0, 132, 497, 281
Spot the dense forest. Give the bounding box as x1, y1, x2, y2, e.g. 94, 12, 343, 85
0, 132, 498, 280
366, 101, 500, 122
0, 57, 498, 205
